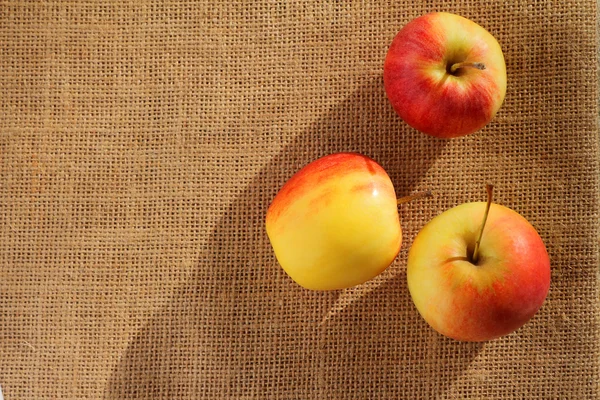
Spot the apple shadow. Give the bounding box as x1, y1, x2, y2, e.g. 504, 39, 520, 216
104, 76, 481, 399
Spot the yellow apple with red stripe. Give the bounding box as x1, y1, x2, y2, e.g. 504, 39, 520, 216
384, 12, 507, 138
266, 153, 404, 290
407, 186, 551, 341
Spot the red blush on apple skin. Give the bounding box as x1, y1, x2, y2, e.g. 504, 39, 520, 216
266, 153, 387, 224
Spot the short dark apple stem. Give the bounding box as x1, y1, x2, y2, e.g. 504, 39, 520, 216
397, 190, 432, 206
450, 62, 486, 74
471, 184, 494, 265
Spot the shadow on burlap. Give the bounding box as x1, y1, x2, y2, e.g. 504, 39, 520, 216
103, 79, 486, 399
0, 1, 598, 399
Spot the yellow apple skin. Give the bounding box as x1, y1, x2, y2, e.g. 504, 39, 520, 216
407, 202, 551, 341
384, 12, 507, 138
266, 153, 401, 290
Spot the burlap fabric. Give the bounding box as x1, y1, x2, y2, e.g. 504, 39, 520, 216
1, 1, 598, 399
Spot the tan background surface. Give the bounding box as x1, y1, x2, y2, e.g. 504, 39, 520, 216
1, 1, 599, 399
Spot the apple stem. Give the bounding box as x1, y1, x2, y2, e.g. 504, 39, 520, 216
471, 184, 494, 265
450, 62, 486, 74
397, 190, 432, 206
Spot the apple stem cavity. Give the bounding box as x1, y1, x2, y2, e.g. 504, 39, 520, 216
471, 184, 494, 265
397, 190, 432, 206
449, 61, 486, 74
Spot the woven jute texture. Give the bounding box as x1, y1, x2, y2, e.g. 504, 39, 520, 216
1, 1, 599, 399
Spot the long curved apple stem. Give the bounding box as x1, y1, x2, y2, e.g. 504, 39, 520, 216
397, 190, 432, 205
471, 184, 494, 264
450, 62, 486, 74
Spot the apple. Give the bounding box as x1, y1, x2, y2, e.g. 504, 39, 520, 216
266, 152, 429, 291
384, 12, 507, 138
407, 185, 551, 341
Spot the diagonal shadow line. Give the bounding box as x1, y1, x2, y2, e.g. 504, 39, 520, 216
103, 76, 480, 400
319, 247, 408, 326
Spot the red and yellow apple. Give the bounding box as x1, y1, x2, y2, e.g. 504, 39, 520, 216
407, 186, 551, 341
384, 12, 507, 138
266, 153, 407, 290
